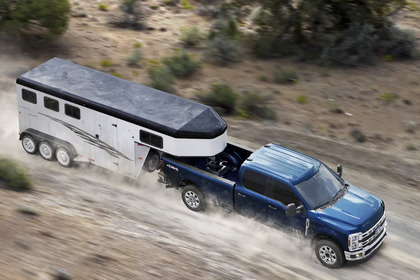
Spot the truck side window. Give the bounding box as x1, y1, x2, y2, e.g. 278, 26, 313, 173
44, 96, 59, 112
22, 89, 37, 104
140, 130, 163, 149
65, 104, 81, 119
268, 178, 300, 206
242, 170, 268, 195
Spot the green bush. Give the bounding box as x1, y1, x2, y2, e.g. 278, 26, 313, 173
379, 92, 398, 104
181, 0, 195, 10
100, 60, 113, 67
273, 68, 298, 84
180, 26, 205, 47
162, 52, 201, 78
98, 4, 108, 11
205, 37, 239, 66
148, 65, 176, 93
239, 92, 276, 120
199, 83, 237, 114
296, 95, 308, 104
0, 157, 32, 191
126, 47, 143, 66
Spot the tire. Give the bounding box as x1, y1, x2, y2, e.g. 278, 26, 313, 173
315, 239, 344, 269
181, 185, 205, 212
39, 141, 54, 160
143, 150, 160, 173
21, 135, 38, 154
56, 147, 73, 168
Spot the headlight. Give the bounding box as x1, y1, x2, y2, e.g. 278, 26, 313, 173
348, 232, 361, 251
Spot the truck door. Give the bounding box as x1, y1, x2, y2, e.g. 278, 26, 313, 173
265, 178, 306, 234
234, 169, 270, 222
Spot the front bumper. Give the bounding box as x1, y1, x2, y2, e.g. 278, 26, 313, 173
344, 220, 387, 261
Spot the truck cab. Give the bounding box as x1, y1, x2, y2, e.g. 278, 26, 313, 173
233, 143, 387, 268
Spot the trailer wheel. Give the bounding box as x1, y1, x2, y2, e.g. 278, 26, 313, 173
182, 185, 205, 212
143, 150, 160, 173
56, 147, 73, 168
39, 141, 54, 161
21, 135, 38, 154
315, 239, 344, 268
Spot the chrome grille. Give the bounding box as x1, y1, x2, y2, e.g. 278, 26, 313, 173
360, 212, 386, 247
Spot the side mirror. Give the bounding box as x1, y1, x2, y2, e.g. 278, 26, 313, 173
337, 164, 343, 177
286, 203, 297, 217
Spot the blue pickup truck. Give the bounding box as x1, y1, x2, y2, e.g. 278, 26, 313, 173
159, 143, 387, 268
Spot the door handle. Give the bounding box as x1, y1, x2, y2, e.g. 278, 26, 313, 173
268, 205, 277, 210
237, 192, 246, 198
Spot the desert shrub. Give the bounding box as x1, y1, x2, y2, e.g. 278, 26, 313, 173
0, 0, 71, 36
199, 83, 237, 114
205, 37, 239, 66
98, 4, 108, 11
148, 65, 176, 93
257, 74, 270, 82
126, 47, 143, 66
273, 68, 298, 84
181, 0, 195, 10
296, 95, 308, 104
208, 17, 241, 41
111, 72, 124, 78
379, 92, 398, 103
180, 26, 205, 47
162, 52, 201, 78
119, 0, 144, 29
0, 157, 32, 191
133, 42, 142, 48
239, 92, 276, 120
100, 60, 113, 67
405, 121, 416, 133
320, 24, 378, 66
378, 25, 419, 60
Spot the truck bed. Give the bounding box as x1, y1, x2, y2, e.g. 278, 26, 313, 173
162, 143, 253, 208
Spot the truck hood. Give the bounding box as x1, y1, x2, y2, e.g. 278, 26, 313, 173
317, 184, 384, 233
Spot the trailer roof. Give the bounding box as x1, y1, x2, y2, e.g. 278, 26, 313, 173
17, 58, 227, 139
245, 143, 320, 185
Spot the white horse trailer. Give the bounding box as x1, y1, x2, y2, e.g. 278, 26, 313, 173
17, 58, 227, 179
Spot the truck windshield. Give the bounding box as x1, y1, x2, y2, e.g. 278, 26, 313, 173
295, 164, 344, 209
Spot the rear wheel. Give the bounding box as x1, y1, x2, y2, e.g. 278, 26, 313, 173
143, 150, 160, 173
315, 239, 344, 268
56, 147, 72, 168
182, 185, 205, 212
21, 135, 37, 154
39, 141, 54, 160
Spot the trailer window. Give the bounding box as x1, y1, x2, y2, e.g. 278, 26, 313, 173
242, 170, 268, 195
44, 97, 59, 112
140, 130, 163, 149
65, 104, 81, 119
22, 89, 37, 104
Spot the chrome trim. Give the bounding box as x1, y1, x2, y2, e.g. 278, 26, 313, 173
345, 218, 387, 261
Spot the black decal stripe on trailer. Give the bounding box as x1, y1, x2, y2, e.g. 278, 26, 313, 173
16, 58, 227, 139
39, 113, 131, 161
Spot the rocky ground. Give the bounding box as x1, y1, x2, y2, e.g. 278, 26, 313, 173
1, 0, 420, 279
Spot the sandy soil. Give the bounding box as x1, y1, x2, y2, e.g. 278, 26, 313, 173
1, 0, 420, 279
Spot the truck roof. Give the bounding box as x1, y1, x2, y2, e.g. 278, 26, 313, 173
245, 143, 320, 185
16, 58, 227, 139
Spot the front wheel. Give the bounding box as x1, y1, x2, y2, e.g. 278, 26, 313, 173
56, 147, 73, 168
315, 239, 344, 268
39, 141, 54, 160
182, 185, 205, 212
21, 135, 38, 154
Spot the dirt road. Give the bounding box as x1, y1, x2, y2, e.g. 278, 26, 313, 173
1, 56, 420, 279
